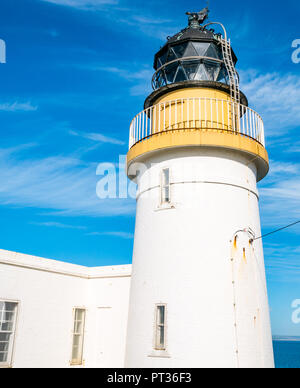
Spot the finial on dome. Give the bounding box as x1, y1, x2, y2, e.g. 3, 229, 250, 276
186, 7, 209, 29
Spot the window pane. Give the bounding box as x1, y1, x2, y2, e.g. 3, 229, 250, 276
172, 43, 188, 58
162, 187, 170, 203
74, 321, 83, 334
194, 63, 209, 81
204, 61, 221, 81
0, 342, 9, 352
161, 187, 170, 203
4, 303, 17, 312
167, 47, 177, 62
162, 169, 169, 186
205, 44, 219, 59
157, 51, 168, 67
174, 66, 186, 83
182, 61, 199, 80
165, 63, 178, 83
0, 333, 10, 342
0, 352, 8, 362
2, 312, 14, 322
72, 334, 81, 361
217, 66, 229, 83
75, 309, 84, 321
72, 346, 80, 361
73, 334, 80, 347
192, 42, 210, 56
158, 326, 165, 347
158, 306, 165, 325
0, 322, 13, 332
184, 42, 198, 57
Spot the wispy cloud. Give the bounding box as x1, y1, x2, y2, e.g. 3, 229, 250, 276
78, 65, 152, 96
259, 160, 300, 227
265, 243, 300, 282
131, 16, 171, 25
41, 0, 118, 10
268, 160, 299, 177
31, 221, 87, 230
41, 0, 176, 41
0, 101, 38, 112
100, 67, 152, 96
259, 162, 300, 282
0, 144, 135, 217
241, 70, 300, 135
69, 129, 125, 145
87, 231, 134, 239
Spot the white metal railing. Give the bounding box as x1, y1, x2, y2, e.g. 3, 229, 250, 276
129, 97, 265, 149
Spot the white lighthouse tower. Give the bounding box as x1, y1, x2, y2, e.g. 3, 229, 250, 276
125, 9, 274, 368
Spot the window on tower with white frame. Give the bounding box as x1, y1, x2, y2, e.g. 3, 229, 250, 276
161, 168, 171, 205
154, 304, 167, 351
0, 300, 18, 367
71, 308, 86, 365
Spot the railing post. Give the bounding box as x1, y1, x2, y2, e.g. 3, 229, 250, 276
205, 98, 207, 129
210, 98, 213, 129
153, 105, 156, 135
175, 100, 178, 130
216, 98, 219, 130
198, 98, 201, 129
159, 103, 161, 133
187, 98, 189, 127
181, 98, 184, 129
193, 98, 195, 128
221, 100, 224, 130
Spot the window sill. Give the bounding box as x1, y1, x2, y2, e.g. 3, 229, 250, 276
148, 350, 171, 359
70, 361, 84, 367
155, 203, 176, 212
0, 364, 12, 368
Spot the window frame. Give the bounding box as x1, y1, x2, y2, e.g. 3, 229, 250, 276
154, 304, 167, 351
70, 307, 86, 366
160, 168, 171, 205
0, 299, 19, 368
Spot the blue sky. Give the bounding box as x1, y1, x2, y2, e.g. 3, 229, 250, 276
0, 0, 299, 336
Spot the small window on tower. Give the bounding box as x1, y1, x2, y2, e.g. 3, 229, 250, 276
155, 304, 167, 350
161, 168, 170, 204
71, 308, 86, 365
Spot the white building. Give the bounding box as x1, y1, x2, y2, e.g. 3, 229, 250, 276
0, 249, 131, 368
0, 12, 275, 368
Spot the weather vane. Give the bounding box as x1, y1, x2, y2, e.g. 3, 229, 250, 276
186, 5, 210, 28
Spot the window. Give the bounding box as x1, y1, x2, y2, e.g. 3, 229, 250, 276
155, 305, 166, 350
161, 168, 171, 204
0, 301, 18, 367
71, 308, 86, 365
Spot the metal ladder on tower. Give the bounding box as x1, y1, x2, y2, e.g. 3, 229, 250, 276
220, 37, 240, 104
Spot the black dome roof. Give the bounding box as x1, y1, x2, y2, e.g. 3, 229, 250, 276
154, 26, 237, 70
167, 27, 215, 44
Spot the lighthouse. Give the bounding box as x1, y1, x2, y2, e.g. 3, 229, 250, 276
125, 9, 274, 368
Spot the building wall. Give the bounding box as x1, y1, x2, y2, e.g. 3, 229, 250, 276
0, 249, 131, 368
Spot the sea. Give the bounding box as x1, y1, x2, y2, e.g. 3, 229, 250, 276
273, 339, 300, 368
